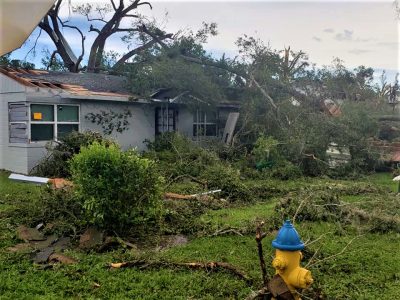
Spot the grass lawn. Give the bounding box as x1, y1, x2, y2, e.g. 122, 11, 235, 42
1, 170, 399, 299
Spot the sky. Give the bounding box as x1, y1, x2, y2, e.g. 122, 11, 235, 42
9, 0, 400, 82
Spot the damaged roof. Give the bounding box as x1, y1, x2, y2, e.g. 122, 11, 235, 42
0, 67, 139, 99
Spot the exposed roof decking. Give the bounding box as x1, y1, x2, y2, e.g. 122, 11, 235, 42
0, 67, 143, 101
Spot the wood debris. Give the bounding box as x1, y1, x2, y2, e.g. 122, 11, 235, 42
109, 260, 252, 285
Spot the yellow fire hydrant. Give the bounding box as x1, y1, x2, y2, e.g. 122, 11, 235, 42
271, 220, 313, 300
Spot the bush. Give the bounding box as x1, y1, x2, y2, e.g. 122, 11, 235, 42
199, 163, 251, 201
270, 162, 302, 180
70, 142, 164, 230
31, 131, 114, 178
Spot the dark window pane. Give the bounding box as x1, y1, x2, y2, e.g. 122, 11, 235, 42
58, 124, 79, 139
206, 124, 217, 136
31, 124, 54, 141
31, 104, 54, 121
206, 112, 217, 123
57, 105, 79, 122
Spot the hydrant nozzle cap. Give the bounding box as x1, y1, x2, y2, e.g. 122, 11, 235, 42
272, 219, 305, 251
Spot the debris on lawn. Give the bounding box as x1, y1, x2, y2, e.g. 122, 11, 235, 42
9, 225, 74, 265
48, 178, 73, 189
157, 234, 188, 250
8, 173, 49, 184
164, 189, 222, 200
17, 225, 45, 242
79, 226, 104, 250
109, 260, 252, 285
48, 253, 78, 265
33, 247, 55, 264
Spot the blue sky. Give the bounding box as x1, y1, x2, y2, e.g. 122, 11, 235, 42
9, 0, 400, 82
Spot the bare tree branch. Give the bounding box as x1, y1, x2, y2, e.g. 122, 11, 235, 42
89, 25, 102, 34
24, 29, 43, 60
137, 2, 152, 9
112, 33, 172, 71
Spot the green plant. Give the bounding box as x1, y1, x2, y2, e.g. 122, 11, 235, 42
199, 164, 251, 201
31, 130, 114, 178
70, 142, 164, 230
270, 162, 302, 180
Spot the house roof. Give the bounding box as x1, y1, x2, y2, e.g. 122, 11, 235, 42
0, 67, 140, 100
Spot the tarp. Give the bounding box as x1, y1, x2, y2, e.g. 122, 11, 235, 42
0, 0, 55, 56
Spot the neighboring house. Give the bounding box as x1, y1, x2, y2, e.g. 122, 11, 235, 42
0, 68, 239, 174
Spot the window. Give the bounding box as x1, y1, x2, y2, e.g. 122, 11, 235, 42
193, 110, 217, 137
155, 107, 177, 135
30, 104, 79, 141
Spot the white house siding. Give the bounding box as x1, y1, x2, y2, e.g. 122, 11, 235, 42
81, 101, 155, 151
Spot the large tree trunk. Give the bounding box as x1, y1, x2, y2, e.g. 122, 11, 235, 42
39, 0, 172, 73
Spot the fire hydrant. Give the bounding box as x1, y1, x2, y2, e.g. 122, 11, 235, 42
271, 220, 313, 300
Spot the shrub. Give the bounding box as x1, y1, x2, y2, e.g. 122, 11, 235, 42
199, 163, 251, 201
31, 131, 115, 178
70, 142, 164, 230
270, 162, 302, 180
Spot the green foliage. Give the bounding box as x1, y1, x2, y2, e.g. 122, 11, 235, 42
145, 133, 250, 201
70, 142, 164, 230
270, 162, 302, 180
41, 48, 67, 71
252, 135, 280, 168
199, 164, 251, 201
32, 130, 114, 178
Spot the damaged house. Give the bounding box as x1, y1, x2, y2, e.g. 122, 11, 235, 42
0, 68, 239, 174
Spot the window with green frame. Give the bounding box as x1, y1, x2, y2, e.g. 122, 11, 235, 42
30, 104, 79, 141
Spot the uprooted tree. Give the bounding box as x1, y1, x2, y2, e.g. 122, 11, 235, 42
38, 0, 172, 72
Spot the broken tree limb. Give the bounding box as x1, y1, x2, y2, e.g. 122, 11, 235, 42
255, 221, 269, 285
164, 189, 222, 200
244, 286, 270, 300
109, 260, 252, 285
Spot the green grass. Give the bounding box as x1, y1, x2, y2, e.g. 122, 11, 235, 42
1, 170, 400, 299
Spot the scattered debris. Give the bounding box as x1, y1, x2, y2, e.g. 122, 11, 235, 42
97, 236, 120, 252
211, 228, 243, 237
164, 189, 222, 200
35, 223, 44, 230
109, 260, 252, 285
79, 227, 104, 250
30, 235, 58, 250
7, 243, 32, 253
157, 234, 188, 250
49, 253, 78, 265
164, 192, 193, 200
48, 178, 73, 189
8, 173, 49, 184
92, 282, 101, 288
268, 274, 294, 300
33, 247, 55, 264
17, 225, 45, 242
52, 237, 71, 252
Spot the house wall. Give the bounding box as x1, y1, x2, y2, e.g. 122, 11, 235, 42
0, 74, 29, 173
1, 74, 157, 174
80, 101, 155, 151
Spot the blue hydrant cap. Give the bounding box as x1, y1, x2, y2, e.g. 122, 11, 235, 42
272, 220, 305, 251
